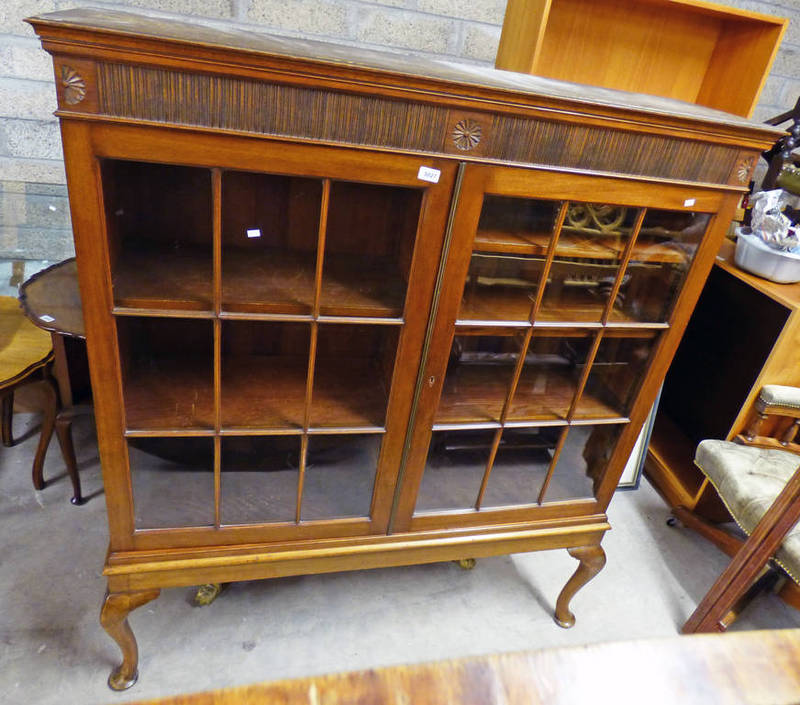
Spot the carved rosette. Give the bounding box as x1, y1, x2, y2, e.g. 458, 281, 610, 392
736, 156, 755, 184
61, 65, 87, 105
451, 119, 482, 151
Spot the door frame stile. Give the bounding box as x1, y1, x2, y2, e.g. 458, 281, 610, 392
387, 162, 466, 535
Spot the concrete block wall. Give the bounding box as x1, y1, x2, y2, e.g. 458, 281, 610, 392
0, 0, 797, 260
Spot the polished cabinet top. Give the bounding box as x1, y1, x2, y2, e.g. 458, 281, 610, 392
27, 8, 783, 138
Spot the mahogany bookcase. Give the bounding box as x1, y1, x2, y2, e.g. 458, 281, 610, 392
29, 8, 781, 690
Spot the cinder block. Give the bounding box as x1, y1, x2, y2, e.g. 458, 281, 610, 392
23, 189, 71, 229
358, 0, 416, 8
115, 0, 234, 19
417, 0, 506, 25
779, 78, 800, 109
357, 6, 457, 54
758, 74, 786, 106
0, 77, 57, 121
751, 104, 782, 124
2, 225, 74, 260
0, 181, 71, 230
0, 0, 58, 38
0, 119, 62, 160
773, 44, 799, 78
0, 40, 54, 81
248, 0, 349, 37
461, 22, 501, 63
783, 13, 800, 47
0, 156, 66, 184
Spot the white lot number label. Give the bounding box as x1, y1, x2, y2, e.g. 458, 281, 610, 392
417, 166, 441, 183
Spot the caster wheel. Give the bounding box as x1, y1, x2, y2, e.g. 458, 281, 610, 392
666, 516, 678, 527
193, 583, 225, 606
455, 558, 476, 570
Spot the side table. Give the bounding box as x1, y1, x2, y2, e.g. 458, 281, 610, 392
19, 258, 89, 505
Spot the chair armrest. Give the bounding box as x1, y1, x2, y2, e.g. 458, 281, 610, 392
757, 385, 800, 418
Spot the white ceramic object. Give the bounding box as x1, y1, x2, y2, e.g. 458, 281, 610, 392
734, 228, 800, 284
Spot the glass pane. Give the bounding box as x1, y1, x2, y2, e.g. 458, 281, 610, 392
414, 429, 492, 512
102, 160, 212, 311
129, 437, 214, 529
610, 210, 711, 323
310, 325, 399, 428
221, 321, 310, 430
539, 203, 640, 322
509, 332, 594, 422
474, 196, 563, 254
435, 332, 521, 425
575, 334, 658, 420
543, 424, 625, 503
221, 171, 322, 315
459, 253, 544, 323
301, 434, 380, 520
481, 427, 559, 508
220, 436, 299, 525
321, 182, 422, 318
117, 317, 213, 431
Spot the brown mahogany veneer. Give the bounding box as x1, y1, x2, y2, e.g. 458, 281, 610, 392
28, 7, 782, 690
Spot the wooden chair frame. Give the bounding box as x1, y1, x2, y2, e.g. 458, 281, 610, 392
677, 396, 800, 632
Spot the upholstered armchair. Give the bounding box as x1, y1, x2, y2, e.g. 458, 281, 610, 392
671, 384, 800, 632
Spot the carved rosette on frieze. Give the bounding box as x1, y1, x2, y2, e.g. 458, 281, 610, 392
451, 118, 482, 151
61, 65, 87, 105
736, 156, 755, 184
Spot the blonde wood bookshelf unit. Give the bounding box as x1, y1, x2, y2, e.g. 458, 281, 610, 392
29, 8, 780, 690
496, 0, 788, 118
646, 239, 800, 520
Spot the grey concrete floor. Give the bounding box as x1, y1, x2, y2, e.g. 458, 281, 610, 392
2, 411, 800, 705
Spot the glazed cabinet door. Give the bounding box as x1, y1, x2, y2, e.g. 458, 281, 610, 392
390, 164, 725, 533
77, 123, 457, 550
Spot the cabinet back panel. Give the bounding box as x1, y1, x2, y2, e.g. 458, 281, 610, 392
660, 266, 789, 445
102, 160, 212, 251
221, 171, 321, 252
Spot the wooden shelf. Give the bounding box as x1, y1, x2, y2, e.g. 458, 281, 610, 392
125, 353, 389, 432
436, 364, 512, 425
222, 355, 307, 429
310, 357, 390, 428
473, 229, 551, 256
124, 357, 214, 431
460, 286, 535, 323
646, 412, 706, 506
223, 249, 314, 316
320, 253, 406, 319
436, 362, 623, 425
474, 229, 685, 264
115, 245, 406, 320
223, 249, 406, 319
114, 243, 212, 312
222, 355, 389, 431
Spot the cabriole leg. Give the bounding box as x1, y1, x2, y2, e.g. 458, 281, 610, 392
31, 377, 57, 491
1, 392, 13, 446
554, 545, 606, 628
55, 411, 83, 504
100, 589, 160, 691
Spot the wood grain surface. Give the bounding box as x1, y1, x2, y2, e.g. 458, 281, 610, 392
125, 629, 800, 705
0, 295, 53, 390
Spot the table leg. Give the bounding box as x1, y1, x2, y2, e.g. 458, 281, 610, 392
1, 391, 13, 446
31, 372, 57, 491
50, 332, 85, 505
56, 408, 84, 505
